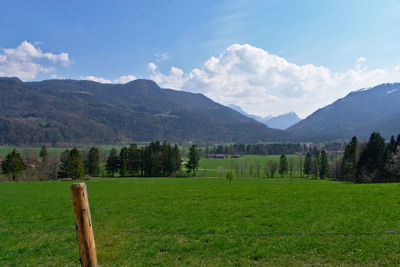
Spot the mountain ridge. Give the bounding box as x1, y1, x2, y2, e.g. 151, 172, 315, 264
228, 104, 301, 130
287, 82, 400, 141
0, 77, 284, 145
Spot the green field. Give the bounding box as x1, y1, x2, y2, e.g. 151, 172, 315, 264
0, 147, 68, 156
199, 155, 303, 177
0, 145, 150, 158
1, 177, 400, 266
0, 146, 119, 156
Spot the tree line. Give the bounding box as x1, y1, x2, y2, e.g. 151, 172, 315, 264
203, 143, 306, 156
336, 132, 400, 183
2, 132, 400, 183
0, 142, 186, 181
268, 132, 400, 183
104, 142, 182, 177
272, 132, 400, 183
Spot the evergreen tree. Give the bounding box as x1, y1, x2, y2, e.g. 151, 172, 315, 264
172, 144, 182, 174
38, 145, 50, 179
140, 141, 160, 177
278, 154, 288, 177
161, 142, 173, 176
127, 143, 140, 176
106, 148, 120, 177
341, 136, 358, 182
397, 134, 400, 147
303, 152, 312, 176
310, 155, 320, 179
69, 148, 85, 180
388, 135, 398, 155
85, 147, 100, 176
357, 132, 388, 183
186, 144, 200, 176
1, 149, 27, 181
39, 145, 49, 163
319, 150, 329, 179
119, 147, 128, 177
58, 149, 71, 178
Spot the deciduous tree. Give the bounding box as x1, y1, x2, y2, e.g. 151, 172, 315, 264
265, 160, 278, 178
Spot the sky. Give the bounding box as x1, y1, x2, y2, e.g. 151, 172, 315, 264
1, 0, 400, 118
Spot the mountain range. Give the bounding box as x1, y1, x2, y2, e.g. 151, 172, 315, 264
287, 83, 400, 141
0, 77, 284, 145
228, 104, 301, 130
1, 77, 400, 145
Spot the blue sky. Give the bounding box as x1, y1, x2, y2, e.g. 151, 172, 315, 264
1, 0, 400, 117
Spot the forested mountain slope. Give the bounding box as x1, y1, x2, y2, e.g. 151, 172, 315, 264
0, 77, 284, 145
287, 83, 400, 141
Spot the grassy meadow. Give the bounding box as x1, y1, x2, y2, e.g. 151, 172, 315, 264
1, 177, 400, 266
198, 155, 303, 177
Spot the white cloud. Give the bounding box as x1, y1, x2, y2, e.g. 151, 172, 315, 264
148, 44, 400, 118
0, 41, 70, 80
50, 74, 65, 79
80, 74, 137, 84
148, 63, 185, 89
148, 62, 157, 72
356, 56, 367, 71
395, 66, 400, 75
114, 75, 137, 84
356, 57, 367, 64
80, 75, 112, 84
154, 52, 171, 62
43, 52, 70, 66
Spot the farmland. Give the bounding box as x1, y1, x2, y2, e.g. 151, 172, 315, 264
1, 177, 400, 266
198, 155, 302, 177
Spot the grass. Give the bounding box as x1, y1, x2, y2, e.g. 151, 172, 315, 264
0, 144, 151, 158
199, 154, 302, 177
1, 177, 400, 266
0, 147, 68, 156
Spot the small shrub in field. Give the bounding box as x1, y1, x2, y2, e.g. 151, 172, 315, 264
226, 171, 234, 184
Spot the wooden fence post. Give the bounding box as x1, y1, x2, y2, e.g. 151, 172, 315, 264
71, 183, 98, 267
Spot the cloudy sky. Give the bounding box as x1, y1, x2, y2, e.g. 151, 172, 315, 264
1, 0, 400, 118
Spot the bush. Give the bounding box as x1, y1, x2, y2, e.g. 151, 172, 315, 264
226, 171, 235, 184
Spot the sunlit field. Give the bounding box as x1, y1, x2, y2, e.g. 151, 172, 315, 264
199, 154, 304, 177
1, 177, 400, 266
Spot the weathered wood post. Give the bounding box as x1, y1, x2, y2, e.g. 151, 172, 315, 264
71, 183, 98, 267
